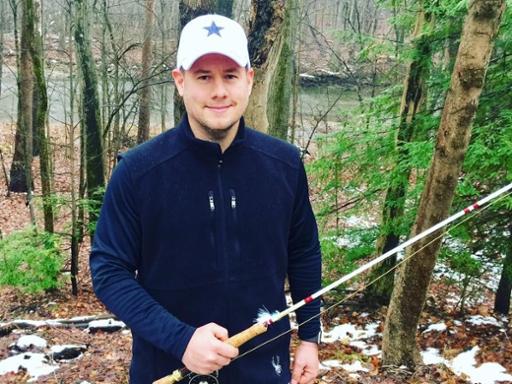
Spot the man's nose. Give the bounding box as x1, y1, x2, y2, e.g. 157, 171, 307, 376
212, 78, 228, 98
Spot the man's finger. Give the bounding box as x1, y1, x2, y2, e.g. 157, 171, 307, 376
210, 323, 229, 341
291, 360, 305, 384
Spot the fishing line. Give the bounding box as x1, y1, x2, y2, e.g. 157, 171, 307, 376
231, 187, 512, 362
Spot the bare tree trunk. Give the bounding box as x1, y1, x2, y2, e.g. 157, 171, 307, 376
74, 0, 105, 230
267, 0, 296, 140
65, 2, 79, 296
216, 0, 233, 17
0, 0, 4, 101
366, 4, 433, 304
245, 0, 286, 133
382, 0, 506, 367
137, 0, 155, 144
494, 220, 512, 314
174, 0, 216, 125
8, 0, 29, 193
32, 0, 53, 232
11, 0, 36, 226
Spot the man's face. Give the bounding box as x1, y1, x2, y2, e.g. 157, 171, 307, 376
172, 54, 254, 142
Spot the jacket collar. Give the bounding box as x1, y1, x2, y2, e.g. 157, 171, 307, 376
177, 114, 246, 157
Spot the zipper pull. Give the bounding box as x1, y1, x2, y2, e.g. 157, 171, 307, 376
208, 191, 215, 212
230, 190, 237, 209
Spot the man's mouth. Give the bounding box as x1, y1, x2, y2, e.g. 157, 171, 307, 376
207, 105, 231, 112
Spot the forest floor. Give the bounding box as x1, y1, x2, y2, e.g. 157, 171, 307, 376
1, 121, 512, 384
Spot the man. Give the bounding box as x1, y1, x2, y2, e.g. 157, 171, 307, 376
90, 14, 321, 384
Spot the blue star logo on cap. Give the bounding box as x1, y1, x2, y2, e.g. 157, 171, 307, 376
204, 21, 223, 37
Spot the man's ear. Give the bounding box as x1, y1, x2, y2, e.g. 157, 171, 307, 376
172, 69, 185, 96
246, 68, 254, 94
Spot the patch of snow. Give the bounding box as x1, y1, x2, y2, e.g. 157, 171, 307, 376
320, 360, 342, 370
341, 360, 369, 373
12, 319, 46, 327
87, 319, 125, 329
449, 346, 512, 384
465, 315, 500, 327
362, 344, 381, 356
422, 322, 447, 333
422, 348, 447, 365
14, 335, 48, 350
349, 340, 381, 356
349, 340, 367, 349
322, 322, 379, 344
0, 352, 58, 380
299, 73, 315, 79
467, 362, 512, 384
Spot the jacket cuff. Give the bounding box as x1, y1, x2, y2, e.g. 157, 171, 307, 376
300, 330, 322, 344
167, 323, 196, 360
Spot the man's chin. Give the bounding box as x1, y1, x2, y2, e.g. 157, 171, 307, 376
202, 123, 235, 141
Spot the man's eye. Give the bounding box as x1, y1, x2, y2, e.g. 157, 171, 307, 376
226, 74, 237, 80
198, 75, 210, 80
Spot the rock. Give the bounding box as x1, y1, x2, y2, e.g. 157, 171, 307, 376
50, 344, 87, 360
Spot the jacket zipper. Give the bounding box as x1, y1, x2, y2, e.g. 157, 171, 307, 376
216, 158, 228, 280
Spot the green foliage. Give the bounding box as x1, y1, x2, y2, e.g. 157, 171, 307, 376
439, 239, 484, 312
0, 229, 64, 293
321, 227, 378, 286
80, 186, 106, 235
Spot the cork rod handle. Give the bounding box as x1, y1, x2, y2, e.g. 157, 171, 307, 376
153, 323, 269, 384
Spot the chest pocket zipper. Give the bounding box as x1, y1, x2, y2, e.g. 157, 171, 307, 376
229, 189, 241, 261
208, 191, 218, 268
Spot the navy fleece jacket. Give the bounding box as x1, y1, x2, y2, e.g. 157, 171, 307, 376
90, 116, 321, 383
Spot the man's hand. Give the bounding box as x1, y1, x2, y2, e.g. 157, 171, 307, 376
291, 341, 319, 384
182, 323, 239, 375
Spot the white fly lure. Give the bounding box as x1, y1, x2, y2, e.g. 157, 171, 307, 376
255, 307, 280, 325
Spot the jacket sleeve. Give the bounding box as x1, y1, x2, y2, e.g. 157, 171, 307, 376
90, 159, 195, 360
287, 159, 322, 341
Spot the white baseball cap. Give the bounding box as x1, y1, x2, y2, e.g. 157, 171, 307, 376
176, 14, 251, 70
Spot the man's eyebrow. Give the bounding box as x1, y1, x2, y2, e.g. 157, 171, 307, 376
191, 69, 211, 74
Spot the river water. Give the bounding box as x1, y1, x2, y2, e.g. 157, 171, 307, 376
0, 67, 360, 138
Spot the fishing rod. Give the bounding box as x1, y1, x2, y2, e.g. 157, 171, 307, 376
154, 181, 512, 384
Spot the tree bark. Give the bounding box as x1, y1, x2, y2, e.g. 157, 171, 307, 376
74, 0, 105, 228
366, 4, 433, 304
216, 0, 233, 17
32, 0, 53, 232
9, 0, 36, 227
494, 221, 512, 314
137, 0, 155, 144
0, 0, 4, 101
174, 0, 216, 126
382, 0, 506, 367
8, 0, 30, 193
244, 0, 286, 133
267, 0, 296, 140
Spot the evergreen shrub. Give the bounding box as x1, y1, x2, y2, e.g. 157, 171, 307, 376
0, 229, 64, 293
